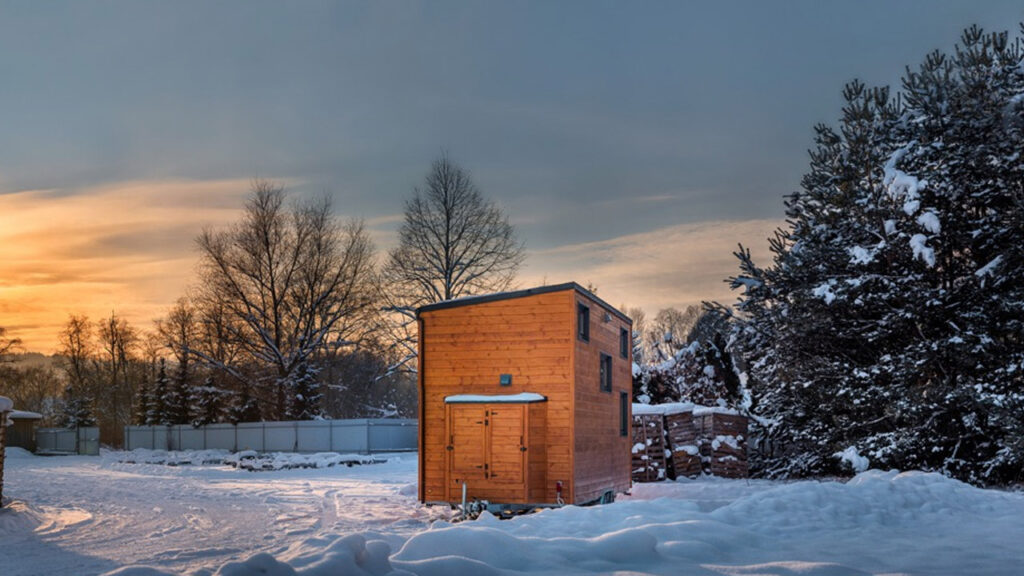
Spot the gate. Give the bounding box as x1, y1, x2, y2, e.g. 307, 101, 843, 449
37, 427, 100, 455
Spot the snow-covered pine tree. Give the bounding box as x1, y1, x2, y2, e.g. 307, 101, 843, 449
62, 384, 96, 428
285, 362, 322, 420
166, 361, 192, 425
729, 24, 1024, 484
191, 375, 225, 427
146, 359, 171, 425
134, 377, 153, 426
229, 385, 261, 424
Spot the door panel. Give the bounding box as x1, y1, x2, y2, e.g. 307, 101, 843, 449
448, 405, 487, 483
487, 405, 526, 484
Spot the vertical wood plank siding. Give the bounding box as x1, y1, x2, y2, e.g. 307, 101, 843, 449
419, 284, 631, 506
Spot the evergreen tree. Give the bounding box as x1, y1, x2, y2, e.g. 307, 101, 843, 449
729, 24, 1024, 484
146, 359, 171, 425
229, 385, 261, 424
134, 378, 153, 426
166, 361, 192, 425
62, 384, 96, 428
192, 376, 226, 426
285, 362, 322, 420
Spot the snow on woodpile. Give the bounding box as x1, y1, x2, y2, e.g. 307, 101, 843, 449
632, 402, 748, 480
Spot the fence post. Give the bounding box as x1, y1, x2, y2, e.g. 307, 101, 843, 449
366, 420, 372, 455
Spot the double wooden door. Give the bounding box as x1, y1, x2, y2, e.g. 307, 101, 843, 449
445, 403, 528, 501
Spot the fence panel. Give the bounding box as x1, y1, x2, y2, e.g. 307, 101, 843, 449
263, 422, 297, 452
236, 423, 265, 452
206, 424, 236, 451
123, 419, 417, 454
37, 427, 99, 455
331, 419, 369, 453
77, 427, 100, 455
368, 419, 417, 453
296, 421, 331, 452
177, 426, 206, 451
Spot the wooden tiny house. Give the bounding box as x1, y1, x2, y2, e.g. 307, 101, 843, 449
417, 282, 633, 507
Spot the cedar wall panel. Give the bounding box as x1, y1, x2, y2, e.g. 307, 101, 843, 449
420, 291, 574, 504
573, 293, 633, 504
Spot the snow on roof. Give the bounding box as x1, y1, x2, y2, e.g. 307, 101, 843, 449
9, 410, 43, 420
632, 402, 741, 416
0, 396, 12, 412
632, 402, 695, 415
445, 393, 547, 404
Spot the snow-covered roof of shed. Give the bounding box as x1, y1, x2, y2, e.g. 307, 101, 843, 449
417, 282, 632, 324
0, 396, 12, 412
632, 402, 740, 416
445, 393, 547, 404
10, 410, 43, 419
632, 402, 695, 415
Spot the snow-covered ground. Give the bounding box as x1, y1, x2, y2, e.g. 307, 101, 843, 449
2, 448, 1023, 576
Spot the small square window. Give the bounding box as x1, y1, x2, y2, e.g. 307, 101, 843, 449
620, 328, 629, 358
577, 303, 590, 342
620, 391, 629, 436
600, 352, 612, 392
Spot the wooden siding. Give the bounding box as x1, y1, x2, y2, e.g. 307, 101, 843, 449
572, 292, 633, 504
419, 290, 574, 505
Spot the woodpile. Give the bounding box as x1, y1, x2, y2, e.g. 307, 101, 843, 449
631, 403, 749, 482
694, 410, 749, 478
630, 414, 668, 482
664, 411, 702, 478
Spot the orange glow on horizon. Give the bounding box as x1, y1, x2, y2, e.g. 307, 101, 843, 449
0, 179, 781, 354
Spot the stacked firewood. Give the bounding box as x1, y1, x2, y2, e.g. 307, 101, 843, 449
632, 404, 749, 481
693, 410, 748, 478
630, 413, 668, 482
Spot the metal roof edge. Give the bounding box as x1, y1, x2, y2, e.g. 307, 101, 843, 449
415, 281, 632, 324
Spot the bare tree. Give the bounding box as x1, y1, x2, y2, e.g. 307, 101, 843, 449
0, 326, 22, 360
194, 180, 376, 419
96, 312, 141, 443
385, 155, 524, 305
648, 306, 701, 361
381, 155, 525, 374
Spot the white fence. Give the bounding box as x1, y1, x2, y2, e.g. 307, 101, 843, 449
123, 419, 417, 454
37, 427, 101, 455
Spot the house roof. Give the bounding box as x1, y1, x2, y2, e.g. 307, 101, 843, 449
416, 282, 632, 324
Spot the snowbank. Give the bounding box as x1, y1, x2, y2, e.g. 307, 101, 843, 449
93, 469, 1024, 576
110, 449, 384, 471
3, 447, 35, 459
0, 396, 12, 413
0, 501, 46, 538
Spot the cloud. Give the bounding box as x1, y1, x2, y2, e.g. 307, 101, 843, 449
0, 179, 255, 352
518, 218, 783, 315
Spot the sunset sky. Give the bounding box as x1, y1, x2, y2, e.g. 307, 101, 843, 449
2, 1, 1022, 353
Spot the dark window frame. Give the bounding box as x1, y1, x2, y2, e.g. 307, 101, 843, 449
619, 391, 629, 436
620, 327, 629, 358
600, 352, 612, 393
577, 303, 590, 342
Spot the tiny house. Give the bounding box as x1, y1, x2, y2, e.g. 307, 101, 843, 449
417, 282, 633, 507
